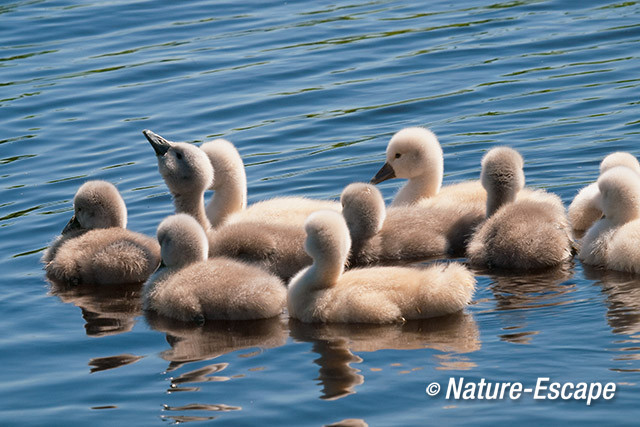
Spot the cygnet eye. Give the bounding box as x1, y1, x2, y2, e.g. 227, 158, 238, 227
395, 153, 402, 159
176, 152, 183, 160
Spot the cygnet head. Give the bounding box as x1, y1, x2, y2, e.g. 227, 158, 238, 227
340, 183, 386, 242
143, 130, 214, 197
371, 127, 443, 186
600, 152, 640, 175
597, 166, 640, 225
156, 214, 209, 269
63, 180, 127, 234
480, 147, 525, 216
304, 210, 351, 265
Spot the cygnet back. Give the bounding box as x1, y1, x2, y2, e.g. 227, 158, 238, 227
341, 183, 484, 266
467, 147, 572, 270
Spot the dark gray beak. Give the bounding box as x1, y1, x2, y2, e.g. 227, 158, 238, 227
143, 129, 171, 156
370, 162, 396, 184
62, 214, 82, 234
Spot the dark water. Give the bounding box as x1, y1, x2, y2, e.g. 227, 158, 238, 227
2, 0, 640, 425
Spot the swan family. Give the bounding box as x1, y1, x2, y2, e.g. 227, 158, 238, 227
42, 126, 640, 324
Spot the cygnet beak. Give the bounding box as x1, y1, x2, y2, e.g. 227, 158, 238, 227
143, 129, 171, 156
370, 162, 396, 184
62, 214, 82, 234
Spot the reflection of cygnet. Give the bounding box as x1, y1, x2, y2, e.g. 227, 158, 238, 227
143, 214, 286, 323
42, 180, 160, 285
467, 147, 573, 270
341, 183, 483, 266
579, 167, 640, 274
569, 152, 640, 231
287, 211, 476, 323
144, 129, 340, 229
370, 127, 485, 207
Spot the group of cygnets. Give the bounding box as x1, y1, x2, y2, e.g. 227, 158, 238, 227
42, 127, 640, 325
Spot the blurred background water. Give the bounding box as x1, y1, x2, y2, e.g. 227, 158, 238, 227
2, 0, 640, 425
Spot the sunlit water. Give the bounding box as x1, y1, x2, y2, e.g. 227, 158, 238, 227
2, 0, 640, 425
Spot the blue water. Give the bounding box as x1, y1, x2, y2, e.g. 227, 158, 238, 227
2, 0, 640, 425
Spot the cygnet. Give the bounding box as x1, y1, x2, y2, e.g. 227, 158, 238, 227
568, 152, 640, 231
466, 147, 573, 270
579, 167, 640, 274
370, 127, 486, 207
287, 210, 476, 324
143, 214, 286, 323
42, 181, 160, 285
341, 183, 484, 266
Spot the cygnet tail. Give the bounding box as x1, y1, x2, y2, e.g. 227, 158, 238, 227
410, 263, 475, 319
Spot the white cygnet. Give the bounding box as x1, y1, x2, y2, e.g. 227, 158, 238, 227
370, 127, 486, 207
287, 210, 476, 324
144, 130, 313, 279
143, 214, 286, 323
466, 147, 573, 270
42, 181, 161, 285
341, 183, 484, 266
144, 129, 340, 228
579, 167, 640, 274
568, 152, 640, 231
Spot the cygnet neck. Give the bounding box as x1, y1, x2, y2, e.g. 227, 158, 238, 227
305, 250, 345, 290
206, 170, 247, 228
392, 172, 442, 207
202, 140, 248, 227
486, 189, 517, 217
301, 213, 350, 290
173, 191, 211, 231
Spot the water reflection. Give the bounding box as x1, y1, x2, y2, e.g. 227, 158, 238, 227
48, 280, 143, 337
583, 266, 640, 371
477, 264, 576, 345
145, 314, 287, 422
324, 419, 368, 427
161, 403, 241, 424
145, 312, 288, 371
88, 354, 144, 373
289, 312, 480, 400
583, 266, 640, 336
